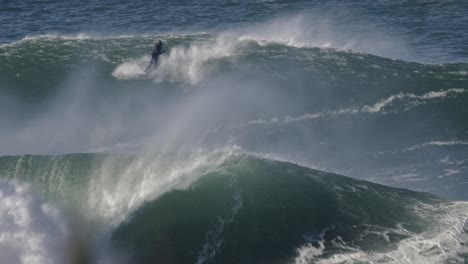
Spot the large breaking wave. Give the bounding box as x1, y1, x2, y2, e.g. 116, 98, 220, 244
0, 152, 467, 263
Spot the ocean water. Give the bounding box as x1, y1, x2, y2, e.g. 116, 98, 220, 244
1, 0, 468, 263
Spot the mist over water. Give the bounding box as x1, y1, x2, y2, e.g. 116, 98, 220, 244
1, 0, 468, 263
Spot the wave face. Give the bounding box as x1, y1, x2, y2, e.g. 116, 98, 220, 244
1, 1, 468, 263
112, 155, 468, 264
0, 153, 467, 263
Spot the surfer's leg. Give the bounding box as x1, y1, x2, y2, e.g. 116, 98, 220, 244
145, 61, 153, 73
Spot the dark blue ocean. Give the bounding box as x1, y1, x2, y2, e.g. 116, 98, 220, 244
1, 1, 468, 263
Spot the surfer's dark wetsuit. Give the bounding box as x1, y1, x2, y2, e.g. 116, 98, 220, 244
147, 40, 163, 70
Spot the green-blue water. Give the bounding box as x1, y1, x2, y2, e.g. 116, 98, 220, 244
1, 1, 468, 263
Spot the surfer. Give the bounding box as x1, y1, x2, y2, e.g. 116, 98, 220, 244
146, 40, 163, 72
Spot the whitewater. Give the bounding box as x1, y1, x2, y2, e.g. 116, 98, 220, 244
1, 0, 468, 263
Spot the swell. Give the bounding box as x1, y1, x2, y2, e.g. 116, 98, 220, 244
1, 33, 467, 94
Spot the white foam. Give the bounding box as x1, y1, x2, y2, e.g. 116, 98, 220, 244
295, 241, 326, 263
0, 33, 93, 48
438, 169, 461, 178
0, 33, 156, 48
112, 37, 237, 84
405, 140, 468, 152
294, 225, 334, 263
111, 57, 148, 80
294, 202, 468, 264
23, 33, 92, 41
0, 179, 68, 264
150, 37, 237, 84
244, 109, 357, 126
241, 88, 466, 126
362, 88, 465, 113
391, 172, 422, 183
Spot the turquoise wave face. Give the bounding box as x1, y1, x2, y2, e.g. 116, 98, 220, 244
1, 152, 466, 263
112, 155, 448, 264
